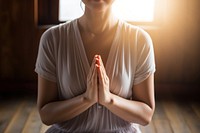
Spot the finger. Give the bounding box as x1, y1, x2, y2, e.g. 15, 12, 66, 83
95, 56, 103, 69
96, 56, 108, 80
92, 63, 98, 80
91, 57, 99, 79
98, 55, 106, 73
94, 54, 99, 59
100, 65, 108, 83
96, 65, 104, 85
96, 58, 100, 67
88, 57, 97, 80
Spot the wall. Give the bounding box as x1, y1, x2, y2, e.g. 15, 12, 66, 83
0, 0, 37, 93
153, 0, 200, 84
150, 0, 200, 99
0, 0, 199, 98
0, 0, 36, 80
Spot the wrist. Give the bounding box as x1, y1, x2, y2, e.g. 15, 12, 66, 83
99, 91, 113, 106
82, 92, 97, 105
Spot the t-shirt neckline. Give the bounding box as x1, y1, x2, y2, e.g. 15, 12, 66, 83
73, 19, 122, 73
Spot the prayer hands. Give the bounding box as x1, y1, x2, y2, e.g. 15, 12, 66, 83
84, 56, 98, 104
96, 55, 111, 106
85, 55, 111, 106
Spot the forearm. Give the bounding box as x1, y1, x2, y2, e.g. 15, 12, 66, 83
103, 93, 154, 126
39, 93, 94, 125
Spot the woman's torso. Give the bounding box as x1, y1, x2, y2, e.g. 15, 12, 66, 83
44, 19, 142, 132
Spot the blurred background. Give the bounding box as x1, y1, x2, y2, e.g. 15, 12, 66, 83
0, 0, 199, 100
0, 0, 200, 133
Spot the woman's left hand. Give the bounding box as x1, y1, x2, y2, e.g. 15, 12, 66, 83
96, 55, 112, 106
95, 55, 155, 125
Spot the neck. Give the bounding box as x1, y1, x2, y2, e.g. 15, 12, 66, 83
78, 9, 118, 35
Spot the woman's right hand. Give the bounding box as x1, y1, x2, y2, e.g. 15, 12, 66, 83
84, 55, 98, 104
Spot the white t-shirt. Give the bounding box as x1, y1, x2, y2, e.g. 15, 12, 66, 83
35, 19, 155, 133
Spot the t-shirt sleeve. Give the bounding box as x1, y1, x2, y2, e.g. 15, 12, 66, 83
35, 29, 57, 82
133, 28, 156, 85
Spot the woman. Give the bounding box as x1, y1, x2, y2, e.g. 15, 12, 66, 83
35, 0, 156, 132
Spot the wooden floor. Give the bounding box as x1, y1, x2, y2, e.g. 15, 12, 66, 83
0, 95, 200, 133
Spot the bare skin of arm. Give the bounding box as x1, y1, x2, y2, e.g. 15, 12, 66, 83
96, 55, 155, 126
37, 57, 98, 125
38, 55, 155, 126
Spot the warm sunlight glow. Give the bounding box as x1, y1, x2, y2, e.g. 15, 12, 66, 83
59, 0, 156, 22
112, 0, 155, 22
59, 0, 84, 21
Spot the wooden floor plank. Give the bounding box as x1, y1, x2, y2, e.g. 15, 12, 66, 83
153, 101, 173, 133
22, 106, 42, 133
0, 99, 21, 133
40, 124, 50, 133
1, 97, 200, 133
178, 103, 200, 133
191, 102, 200, 119
4, 99, 34, 133
140, 121, 156, 133
162, 101, 191, 133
